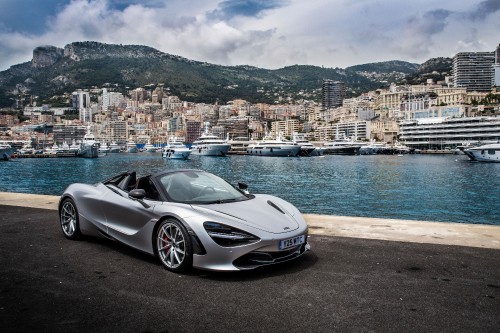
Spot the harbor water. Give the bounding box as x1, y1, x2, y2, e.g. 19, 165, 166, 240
1, 153, 498, 225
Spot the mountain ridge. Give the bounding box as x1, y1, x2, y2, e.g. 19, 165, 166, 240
0, 41, 450, 108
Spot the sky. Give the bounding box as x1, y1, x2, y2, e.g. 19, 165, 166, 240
0, 0, 499, 71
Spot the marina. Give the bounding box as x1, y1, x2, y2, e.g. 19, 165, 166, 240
0, 153, 498, 225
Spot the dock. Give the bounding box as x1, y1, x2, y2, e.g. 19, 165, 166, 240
0, 191, 498, 249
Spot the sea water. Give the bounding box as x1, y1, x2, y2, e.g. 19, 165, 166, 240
1, 153, 498, 225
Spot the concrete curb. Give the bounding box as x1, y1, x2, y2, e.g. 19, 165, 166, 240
1, 191, 499, 249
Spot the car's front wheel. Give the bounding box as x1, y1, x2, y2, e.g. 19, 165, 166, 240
60, 198, 82, 240
155, 219, 192, 272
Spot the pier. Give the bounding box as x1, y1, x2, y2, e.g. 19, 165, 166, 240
0, 192, 498, 332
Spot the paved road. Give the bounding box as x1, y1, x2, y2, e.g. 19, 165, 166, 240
0, 205, 499, 332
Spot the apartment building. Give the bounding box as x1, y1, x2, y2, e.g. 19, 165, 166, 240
322, 80, 346, 109
452, 51, 495, 92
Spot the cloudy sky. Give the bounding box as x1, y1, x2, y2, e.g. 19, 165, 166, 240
0, 0, 499, 71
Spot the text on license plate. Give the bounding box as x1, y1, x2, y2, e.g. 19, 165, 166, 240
279, 235, 305, 250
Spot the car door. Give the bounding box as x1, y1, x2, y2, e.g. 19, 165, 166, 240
101, 178, 161, 244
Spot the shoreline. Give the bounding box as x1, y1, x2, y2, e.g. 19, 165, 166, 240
1, 191, 499, 250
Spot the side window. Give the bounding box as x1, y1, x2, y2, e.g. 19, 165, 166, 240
136, 177, 160, 201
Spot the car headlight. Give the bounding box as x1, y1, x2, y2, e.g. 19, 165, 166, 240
203, 222, 260, 247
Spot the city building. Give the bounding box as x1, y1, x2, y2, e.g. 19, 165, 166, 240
399, 116, 500, 150
452, 51, 495, 92
72, 90, 91, 122
322, 80, 346, 109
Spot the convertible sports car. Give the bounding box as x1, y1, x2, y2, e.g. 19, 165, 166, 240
59, 169, 310, 272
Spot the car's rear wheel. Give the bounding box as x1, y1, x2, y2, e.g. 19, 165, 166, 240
60, 198, 82, 240
155, 219, 192, 272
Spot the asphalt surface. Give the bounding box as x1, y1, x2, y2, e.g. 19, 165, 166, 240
0, 205, 499, 333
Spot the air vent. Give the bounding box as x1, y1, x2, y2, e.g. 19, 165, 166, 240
267, 200, 285, 214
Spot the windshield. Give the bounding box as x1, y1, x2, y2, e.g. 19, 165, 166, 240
159, 170, 249, 204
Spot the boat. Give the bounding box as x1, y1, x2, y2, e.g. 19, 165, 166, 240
226, 136, 252, 155
98, 143, 110, 154
126, 139, 138, 153
79, 127, 99, 158
18, 142, 35, 155
143, 140, 156, 153
69, 140, 80, 153
292, 133, 322, 156
108, 141, 121, 153
246, 133, 301, 157
162, 137, 191, 159
190, 123, 231, 156
44, 143, 59, 155
463, 143, 500, 162
0, 143, 15, 160
359, 140, 397, 155
58, 141, 71, 153
322, 138, 364, 155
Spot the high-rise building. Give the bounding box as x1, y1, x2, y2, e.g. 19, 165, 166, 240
494, 44, 500, 87
186, 121, 202, 144
72, 90, 91, 122
322, 80, 346, 109
452, 50, 495, 92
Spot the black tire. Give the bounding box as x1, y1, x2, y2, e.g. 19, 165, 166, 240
59, 198, 82, 240
155, 218, 193, 272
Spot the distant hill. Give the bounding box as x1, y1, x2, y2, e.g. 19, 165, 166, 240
0, 41, 423, 108
405, 57, 452, 85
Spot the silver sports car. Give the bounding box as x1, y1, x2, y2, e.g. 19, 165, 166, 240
59, 169, 310, 272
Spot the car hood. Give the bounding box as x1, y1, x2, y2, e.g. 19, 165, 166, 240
193, 194, 300, 234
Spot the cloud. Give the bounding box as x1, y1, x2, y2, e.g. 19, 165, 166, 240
0, 0, 499, 72
468, 0, 500, 20
209, 0, 287, 19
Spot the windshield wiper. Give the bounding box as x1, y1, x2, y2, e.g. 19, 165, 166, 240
203, 198, 239, 204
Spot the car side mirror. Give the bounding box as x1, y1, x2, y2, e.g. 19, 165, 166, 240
238, 182, 249, 194
129, 189, 146, 200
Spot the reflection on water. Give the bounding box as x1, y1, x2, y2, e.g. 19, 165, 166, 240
1, 153, 498, 225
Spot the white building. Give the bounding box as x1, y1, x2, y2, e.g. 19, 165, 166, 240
72, 90, 91, 122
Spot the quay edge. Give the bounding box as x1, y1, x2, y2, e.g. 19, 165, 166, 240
0, 191, 499, 250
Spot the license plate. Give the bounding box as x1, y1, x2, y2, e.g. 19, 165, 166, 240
279, 235, 305, 250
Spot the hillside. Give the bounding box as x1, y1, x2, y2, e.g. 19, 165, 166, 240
0, 41, 422, 107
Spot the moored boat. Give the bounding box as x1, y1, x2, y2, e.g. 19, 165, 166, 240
292, 133, 321, 156
143, 140, 156, 153
322, 138, 363, 155
126, 139, 138, 153
190, 123, 231, 156
79, 127, 99, 158
463, 143, 500, 162
162, 137, 191, 159
108, 141, 121, 153
246, 133, 301, 157
0, 143, 15, 160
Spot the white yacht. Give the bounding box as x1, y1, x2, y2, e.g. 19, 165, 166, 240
464, 143, 500, 162
0, 143, 15, 160
44, 143, 59, 155
292, 133, 322, 156
98, 143, 110, 154
322, 138, 364, 155
58, 141, 71, 153
247, 133, 301, 157
162, 137, 191, 159
126, 139, 138, 153
18, 142, 35, 155
108, 141, 121, 153
226, 136, 252, 155
143, 140, 156, 153
69, 140, 80, 153
190, 124, 231, 156
79, 128, 99, 158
